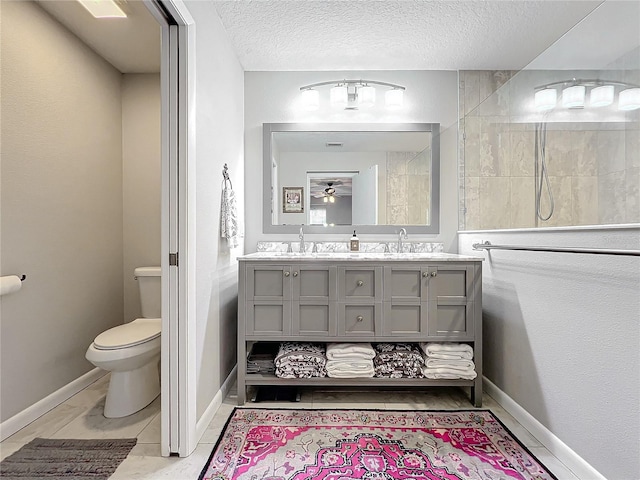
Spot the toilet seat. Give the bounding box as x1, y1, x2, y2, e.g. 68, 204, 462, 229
94, 318, 161, 350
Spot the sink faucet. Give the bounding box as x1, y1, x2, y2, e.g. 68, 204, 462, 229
299, 226, 305, 253
397, 228, 408, 253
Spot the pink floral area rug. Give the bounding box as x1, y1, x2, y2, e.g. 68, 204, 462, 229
198, 408, 557, 480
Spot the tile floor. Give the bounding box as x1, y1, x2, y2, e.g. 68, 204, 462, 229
1, 374, 580, 479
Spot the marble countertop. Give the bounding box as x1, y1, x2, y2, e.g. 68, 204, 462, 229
239, 251, 483, 262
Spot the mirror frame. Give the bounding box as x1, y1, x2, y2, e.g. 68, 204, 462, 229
263, 122, 440, 234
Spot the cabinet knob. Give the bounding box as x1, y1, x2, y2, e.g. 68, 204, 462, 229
357, 280, 364, 287
293, 271, 298, 277
422, 271, 428, 277
284, 271, 290, 277
356, 315, 364, 322
431, 271, 437, 277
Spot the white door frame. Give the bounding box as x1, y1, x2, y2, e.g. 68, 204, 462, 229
144, 0, 197, 457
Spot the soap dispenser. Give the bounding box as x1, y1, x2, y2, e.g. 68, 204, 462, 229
350, 230, 360, 252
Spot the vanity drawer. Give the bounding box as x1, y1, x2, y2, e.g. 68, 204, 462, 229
338, 267, 382, 302
338, 303, 382, 336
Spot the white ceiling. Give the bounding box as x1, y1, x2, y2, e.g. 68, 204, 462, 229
33, 1, 638, 74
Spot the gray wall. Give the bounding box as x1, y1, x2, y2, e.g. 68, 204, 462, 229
122, 74, 161, 321
459, 228, 640, 479
244, 70, 459, 252
1, 1, 124, 421
183, 1, 245, 420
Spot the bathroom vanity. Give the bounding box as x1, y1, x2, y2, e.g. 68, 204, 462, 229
237, 252, 483, 406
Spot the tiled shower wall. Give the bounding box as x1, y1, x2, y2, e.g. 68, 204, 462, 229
386, 150, 431, 225
459, 69, 640, 230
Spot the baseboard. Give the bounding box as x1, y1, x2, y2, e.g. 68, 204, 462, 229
195, 365, 237, 443
0, 368, 107, 442
483, 377, 606, 480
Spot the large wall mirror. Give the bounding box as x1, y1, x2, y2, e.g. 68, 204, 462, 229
263, 123, 440, 234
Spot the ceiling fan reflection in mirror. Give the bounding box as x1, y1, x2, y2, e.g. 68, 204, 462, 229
311, 180, 351, 203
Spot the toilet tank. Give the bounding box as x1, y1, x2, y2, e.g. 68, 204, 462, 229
134, 266, 161, 319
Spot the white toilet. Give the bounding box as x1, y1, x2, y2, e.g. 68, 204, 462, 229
86, 266, 161, 418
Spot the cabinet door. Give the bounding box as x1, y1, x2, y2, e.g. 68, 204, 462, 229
245, 265, 292, 336
383, 303, 428, 336
383, 265, 427, 301
427, 264, 474, 338
292, 265, 337, 336
246, 265, 291, 301
338, 266, 382, 302
382, 265, 428, 336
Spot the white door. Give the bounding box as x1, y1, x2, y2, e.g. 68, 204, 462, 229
146, 0, 196, 457
352, 165, 378, 225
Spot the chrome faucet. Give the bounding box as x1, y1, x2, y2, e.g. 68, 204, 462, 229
299, 226, 305, 253
397, 228, 408, 253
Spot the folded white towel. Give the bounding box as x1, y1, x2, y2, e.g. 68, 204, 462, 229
420, 342, 473, 360
326, 360, 375, 378
422, 366, 477, 380
326, 343, 375, 360
425, 358, 475, 371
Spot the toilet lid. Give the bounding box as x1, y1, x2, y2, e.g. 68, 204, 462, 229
94, 318, 161, 350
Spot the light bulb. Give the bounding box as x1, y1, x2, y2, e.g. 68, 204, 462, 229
534, 88, 557, 111
329, 196, 335, 203
323, 196, 328, 203
589, 85, 614, 107
330, 85, 348, 109
301, 89, 319, 111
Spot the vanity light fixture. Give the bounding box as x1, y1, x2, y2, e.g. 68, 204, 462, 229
533, 79, 640, 112
300, 79, 405, 111
77, 0, 127, 18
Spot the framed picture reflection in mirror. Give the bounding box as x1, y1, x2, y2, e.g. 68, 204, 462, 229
283, 186, 304, 213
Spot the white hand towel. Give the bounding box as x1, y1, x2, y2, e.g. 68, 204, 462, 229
424, 358, 475, 371
326, 343, 375, 360
326, 360, 375, 378
422, 366, 477, 380
420, 342, 473, 360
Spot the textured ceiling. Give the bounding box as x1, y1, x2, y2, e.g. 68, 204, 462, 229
33, 0, 636, 74
212, 0, 603, 71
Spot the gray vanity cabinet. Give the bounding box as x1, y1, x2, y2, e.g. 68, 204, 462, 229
238, 254, 483, 407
